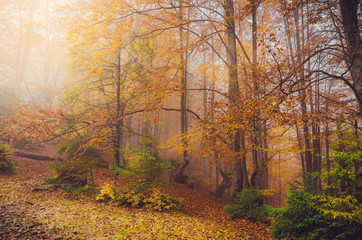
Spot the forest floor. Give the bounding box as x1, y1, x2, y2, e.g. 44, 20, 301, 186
0, 148, 274, 240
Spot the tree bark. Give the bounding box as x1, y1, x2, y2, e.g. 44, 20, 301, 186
114, 52, 125, 168
294, 5, 313, 175
174, 0, 189, 183
223, 0, 245, 193
339, 0, 362, 117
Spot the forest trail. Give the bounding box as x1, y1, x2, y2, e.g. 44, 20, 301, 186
0, 151, 274, 240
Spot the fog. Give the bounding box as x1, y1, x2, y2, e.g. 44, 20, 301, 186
0, 0, 71, 107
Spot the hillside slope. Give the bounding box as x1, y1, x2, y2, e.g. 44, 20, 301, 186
0, 153, 274, 239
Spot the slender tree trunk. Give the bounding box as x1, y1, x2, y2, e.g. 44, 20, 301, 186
250, 0, 262, 189
114, 52, 125, 168
210, 41, 221, 190
296, 124, 306, 176
278, 153, 282, 207
294, 5, 313, 177
354, 120, 360, 173
325, 120, 331, 186
174, 0, 189, 183
202, 49, 209, 179
15, 0, 35, 95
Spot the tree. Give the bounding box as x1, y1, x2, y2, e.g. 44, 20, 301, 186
339, 0, 362, 117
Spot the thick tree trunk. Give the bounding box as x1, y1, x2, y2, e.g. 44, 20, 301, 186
339, 0, 362, 117
215, 165, 232, 197
224, 0, 245, 193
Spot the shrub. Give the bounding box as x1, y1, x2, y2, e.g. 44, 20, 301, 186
327, 136, 362, 200
110, 137, 171, 193
0, 141, 14, 174
270, 188, 329, 240
63, 183, 99, 200
97, 184, 182, 211
224, 188, 268, 222
101, 137, 181, 211
12, 139, 32, 150
144, 189, 183, 211
48, 154, 99, 185
48, 139, 101, 186
111, 146, 170, 190
312, 194, 362, 240
96, 183, 116, 202
270, 130, 362, 240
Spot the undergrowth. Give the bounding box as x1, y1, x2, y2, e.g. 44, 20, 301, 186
0, 141, 14, 174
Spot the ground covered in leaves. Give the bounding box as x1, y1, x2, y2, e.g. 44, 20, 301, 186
0, 150, 274, 239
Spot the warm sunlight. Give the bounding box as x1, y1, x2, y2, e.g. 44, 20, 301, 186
0, 0, 361, 239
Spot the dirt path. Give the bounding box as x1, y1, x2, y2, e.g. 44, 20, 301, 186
0, 153, 71, 239
0, 201, 65, 240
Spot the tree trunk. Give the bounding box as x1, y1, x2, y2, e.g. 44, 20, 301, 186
296, 124, 306, 176
224, 0, 244, 193
326, 121, 331, 186
114, 52, 125, 168
202, 49, 209, 179
174, 0, 189, 183
339, 0, 362, 117
294, 5, 313, 176
15, 0, 35, 95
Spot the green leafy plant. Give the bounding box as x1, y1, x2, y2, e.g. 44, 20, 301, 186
100, 137, 181, 211
48, 155, 99, 185
47, 138, 102, 186
63, 183, 100, 200
224, 188, 269, 221
270, 188, 329, 240
326, 136, 361, 199
110, 137, 171, 192
312, 194, 362, 240
0, 141, 14, 174
270, 131, 362, 240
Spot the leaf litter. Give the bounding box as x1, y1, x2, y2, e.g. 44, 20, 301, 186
0, 155, 274, 239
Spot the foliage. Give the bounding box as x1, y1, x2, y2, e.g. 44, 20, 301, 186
63, 183, 99, 200
270, 188, 329, 240
46, 137, 103, 186
270, 188, 362, 240
224, 188, 269, 222
110, 139, 171, 192
312, 194, 362, 240
1, 150, 274, 240
96, 183, 115, 202
271, 131, 362, 239
100, 140, 181, 211
11, 139, 32, 150
97, 184, 182, 212
48, 154, 99, 186
0, 141, 14, 174
56, 140, 80, 156
327, 135, 362, 199
144, 189, 182, 211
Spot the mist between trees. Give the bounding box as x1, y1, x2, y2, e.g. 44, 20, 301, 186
0, 0, 361, 208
